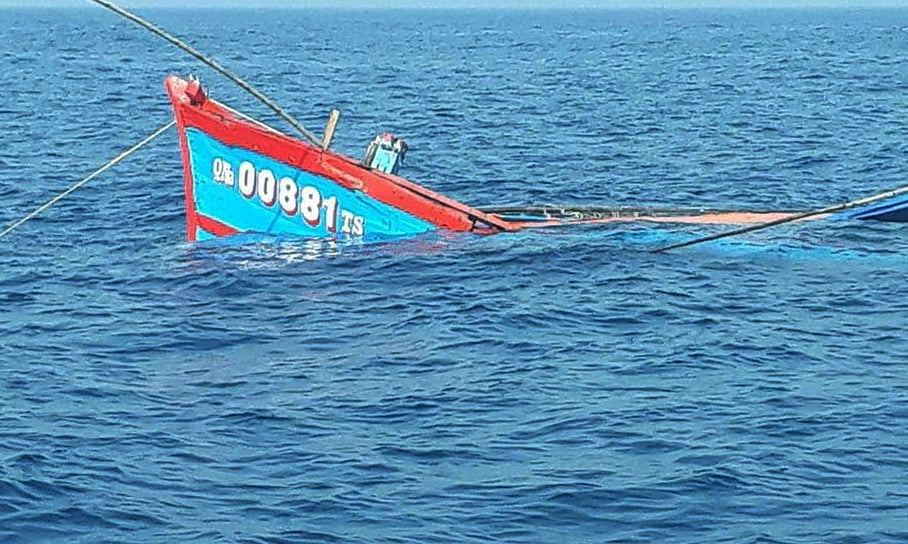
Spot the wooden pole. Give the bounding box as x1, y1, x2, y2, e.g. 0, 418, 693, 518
322, 109, 340, 151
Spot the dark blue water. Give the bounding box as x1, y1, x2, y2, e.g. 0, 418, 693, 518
2, 7, 908, 543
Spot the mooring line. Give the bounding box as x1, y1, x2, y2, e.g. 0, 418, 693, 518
87, 0, 323, 148
0, 121, 175, 242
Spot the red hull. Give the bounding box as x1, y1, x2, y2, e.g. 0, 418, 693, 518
165, 75, 814, 242
165, 75, 515, 241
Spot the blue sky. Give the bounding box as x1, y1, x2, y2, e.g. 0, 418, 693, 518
3, 0, 906, 7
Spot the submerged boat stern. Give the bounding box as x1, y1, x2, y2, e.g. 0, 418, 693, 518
835, 193, 908, 222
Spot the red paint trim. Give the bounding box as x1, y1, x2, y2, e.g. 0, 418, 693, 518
167, 81, 200, 242
164, 75, 517, 241
197, 213, 240, 237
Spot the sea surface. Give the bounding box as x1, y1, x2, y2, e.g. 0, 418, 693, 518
2, 6, 908, 543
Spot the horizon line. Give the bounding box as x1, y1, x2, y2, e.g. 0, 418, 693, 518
3, 3, 908, 8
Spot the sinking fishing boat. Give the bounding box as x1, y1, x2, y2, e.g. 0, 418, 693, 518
166, 73, 908, 245
5, 1, 893, 251
166, 74, 833, 243
7, 1, 902, 249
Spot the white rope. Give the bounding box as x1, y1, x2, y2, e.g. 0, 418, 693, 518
0, 121, 175, 241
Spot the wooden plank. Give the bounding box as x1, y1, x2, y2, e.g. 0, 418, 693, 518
322, 109, 341, 151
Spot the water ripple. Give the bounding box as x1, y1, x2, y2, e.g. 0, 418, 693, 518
1, 6, 908, 544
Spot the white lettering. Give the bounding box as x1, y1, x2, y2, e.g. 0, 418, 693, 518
300, 186, 322, 226
209, 157, 366, 236
238, 161, 256, 198
257, 169, 277, 207
278, 177, 299, 215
